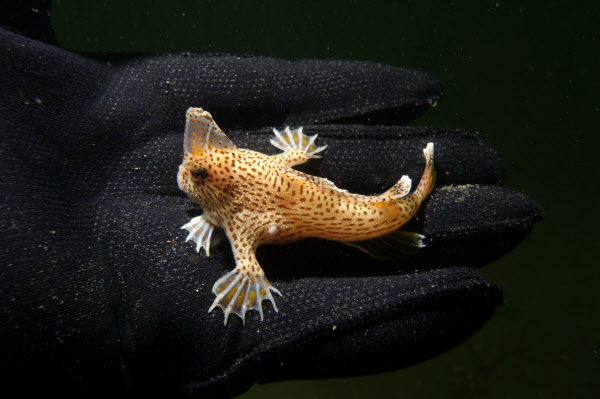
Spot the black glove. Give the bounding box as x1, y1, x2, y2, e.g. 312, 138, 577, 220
0, 27, 541, 398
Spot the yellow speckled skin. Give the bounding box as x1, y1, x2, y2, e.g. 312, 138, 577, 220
178, 107, 435, 325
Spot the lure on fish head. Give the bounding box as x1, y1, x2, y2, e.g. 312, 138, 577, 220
177, 107, 239, 213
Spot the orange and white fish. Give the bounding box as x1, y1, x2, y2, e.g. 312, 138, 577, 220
177, 107, 435, 325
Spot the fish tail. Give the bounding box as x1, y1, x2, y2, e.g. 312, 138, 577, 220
346, 143, 435, 261
414, 143, 435, 201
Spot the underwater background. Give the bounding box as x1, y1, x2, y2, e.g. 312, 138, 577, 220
50, 1, 598, 397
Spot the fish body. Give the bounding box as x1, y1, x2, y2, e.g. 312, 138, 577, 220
177, 107, 435, 324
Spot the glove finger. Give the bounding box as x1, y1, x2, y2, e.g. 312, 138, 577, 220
101, 55, 442, 128
196, 269, 501, 395
1, 28, 441, 134
231, 124, 505, 190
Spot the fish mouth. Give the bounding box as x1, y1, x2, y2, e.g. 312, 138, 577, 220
177, 165, 186, 191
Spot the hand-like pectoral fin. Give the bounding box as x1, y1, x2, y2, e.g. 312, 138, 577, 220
270, 126, 327, 167
209, 267, 281, 325
208, 242, 281, 325
181, 214, 216, 256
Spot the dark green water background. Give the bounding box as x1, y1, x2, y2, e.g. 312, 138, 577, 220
51, 1, 599, 397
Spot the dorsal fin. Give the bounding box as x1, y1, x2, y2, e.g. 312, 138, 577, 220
184, 107, 237, 155
380, 175, 412, 200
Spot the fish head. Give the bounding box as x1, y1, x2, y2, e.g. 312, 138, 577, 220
177, 107, 239, 209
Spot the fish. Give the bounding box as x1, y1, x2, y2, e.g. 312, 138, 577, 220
177, 107, 435, 325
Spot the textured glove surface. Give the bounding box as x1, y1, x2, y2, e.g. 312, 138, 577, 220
0, 29, 540, 397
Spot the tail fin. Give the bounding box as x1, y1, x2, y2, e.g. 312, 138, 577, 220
414, 143, 435, 200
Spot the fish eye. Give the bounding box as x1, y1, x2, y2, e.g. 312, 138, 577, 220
191, 169, 209, 179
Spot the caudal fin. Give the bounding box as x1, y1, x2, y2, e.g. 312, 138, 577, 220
414, 143, 435, 200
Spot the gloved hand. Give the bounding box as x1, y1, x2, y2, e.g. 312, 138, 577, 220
0, 28, 541, 398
